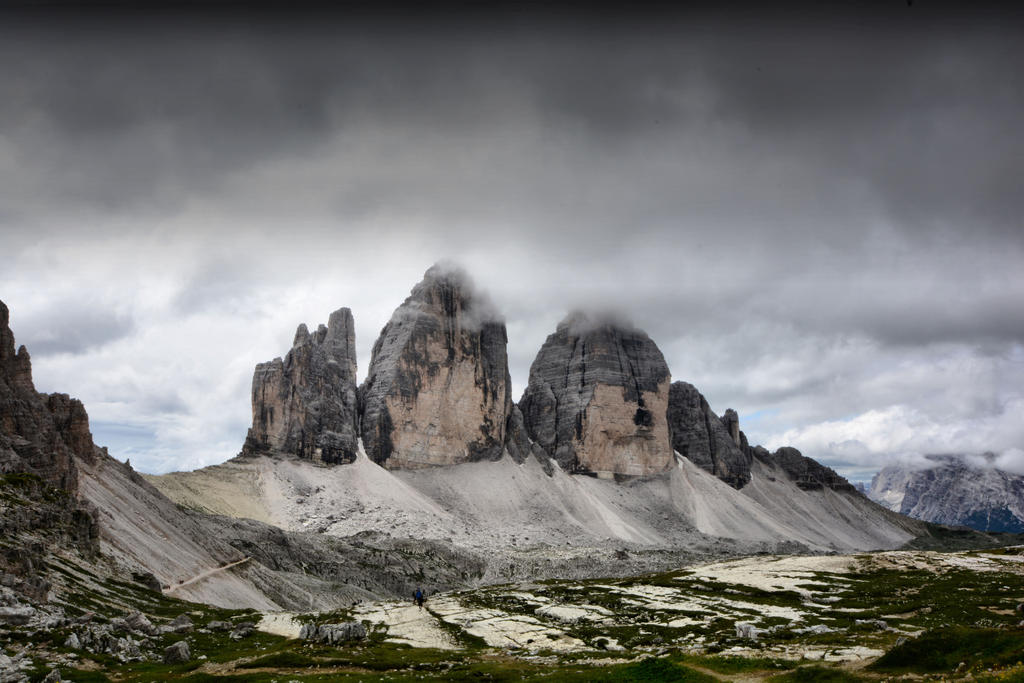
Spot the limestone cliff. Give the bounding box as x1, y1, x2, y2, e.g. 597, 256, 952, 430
519, 312, 672, 478
244, 308, 359, 464
359, 264, 512, 468
0, 300, 100, 493
667, 381, 752, 489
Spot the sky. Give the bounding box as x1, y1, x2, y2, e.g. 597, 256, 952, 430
1, 4, 1022, 481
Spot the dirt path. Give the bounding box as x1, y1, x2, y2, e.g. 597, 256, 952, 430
165, 557, 251, 593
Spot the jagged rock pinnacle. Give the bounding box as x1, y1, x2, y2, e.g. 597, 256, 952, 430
244, 307, 359, 464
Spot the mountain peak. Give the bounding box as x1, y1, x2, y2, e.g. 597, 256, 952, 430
244, 308, 359, 464
520, 315, 672, 477
360, 267, 512, 468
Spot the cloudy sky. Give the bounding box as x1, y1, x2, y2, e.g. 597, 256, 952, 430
1, 4, 1022, 481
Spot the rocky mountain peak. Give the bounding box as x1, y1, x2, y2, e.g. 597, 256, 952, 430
869, 455, 1024, 532
0, 299, 97, 493
359, 264, 512, 468
0, 301, 34, 393
244, 307, 359, 464
519, 312, 672, 478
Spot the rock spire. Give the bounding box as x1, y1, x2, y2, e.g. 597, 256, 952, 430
359, 264, 513, 468
244, 308, 360, 464
519, 312, 673, 478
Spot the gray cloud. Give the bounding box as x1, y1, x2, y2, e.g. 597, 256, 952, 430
0, 5, 1021, 476
14, 301, 134, 356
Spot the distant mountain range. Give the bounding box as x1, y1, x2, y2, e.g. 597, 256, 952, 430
869, 455, 1024, 533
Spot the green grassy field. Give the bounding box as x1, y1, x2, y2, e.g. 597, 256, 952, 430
7, 548, 1024, 682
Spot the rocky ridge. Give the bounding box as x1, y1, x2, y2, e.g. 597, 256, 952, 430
667, 381, 752, 489
359, 264, 513, 468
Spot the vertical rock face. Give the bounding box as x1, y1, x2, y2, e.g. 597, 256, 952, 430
0, 300, 98, 493
667, 382, 752, 489
244, 308, 359, 464
359, 264, 512, 468
519, 313, 673, 478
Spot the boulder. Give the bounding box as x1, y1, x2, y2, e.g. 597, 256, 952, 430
124, 611, 156, 636
130, 571, 161, 592
666, 381, 751, 489
243, 308, 359, 464
167, 614, 193, 633
163, 640, 190, 664
735, 621, 766, 640
229, 622, 255, 640
299, 621, 366, 644
360, 264, 513, 468
519, 312, 672, 477
0, 606, 34, 625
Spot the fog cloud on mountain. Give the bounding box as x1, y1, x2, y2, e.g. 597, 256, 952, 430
1, 5, 1021, 478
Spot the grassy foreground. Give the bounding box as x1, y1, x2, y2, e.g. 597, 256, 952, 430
6, 548, 1024, 682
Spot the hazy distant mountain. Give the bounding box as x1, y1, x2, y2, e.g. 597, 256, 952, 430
869, 455, 1024, 533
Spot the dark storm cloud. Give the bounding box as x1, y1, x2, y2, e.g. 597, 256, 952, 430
2, 5, 1021, 244
16, 301, 134, 356
1, 4, 1022, 474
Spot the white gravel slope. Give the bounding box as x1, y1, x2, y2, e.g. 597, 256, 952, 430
147, 443, 920, 557
78, 454, 281, 610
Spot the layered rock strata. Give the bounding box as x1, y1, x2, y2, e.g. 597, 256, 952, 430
667, 382, 752, 489
244, 308, 359, 464
519, 312, 672, 478
0, 300, 100, 493
359, 265, 512, 468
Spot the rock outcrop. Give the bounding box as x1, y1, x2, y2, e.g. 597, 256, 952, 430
0, 300, 99, 493
519, 312, 672, 478
667, 382, 752, 489
243, 308, 359, 464
359, 264, 512, 468
756, 446, 856, 491
0, 300, 102, 601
